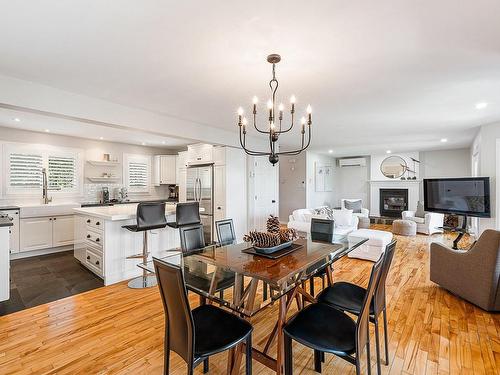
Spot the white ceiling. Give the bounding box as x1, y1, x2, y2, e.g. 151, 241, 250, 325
0, 0, 499, 155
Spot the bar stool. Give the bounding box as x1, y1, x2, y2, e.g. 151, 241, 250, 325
167, 202, 201, 228
122, 202, 167, 289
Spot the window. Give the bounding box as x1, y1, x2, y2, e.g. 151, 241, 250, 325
9, 152, 43, 188
4, 143, 83, 196
124, 154, 151, 193
48, 155, 77, 191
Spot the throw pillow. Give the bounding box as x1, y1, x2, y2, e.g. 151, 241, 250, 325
415, 201, 425, 218
344, 200, 362, 213
314, 206, 334, 220
333, 209, 353, 226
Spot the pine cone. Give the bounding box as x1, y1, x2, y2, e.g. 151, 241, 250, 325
279, 228, 298, 243
266, 215, 281, 234
244, 230, 280, 248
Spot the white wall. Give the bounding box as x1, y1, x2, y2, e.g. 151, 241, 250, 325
0, 126, 175, 204
420, 148, 471, 178
334, 158, 370, 208
279, 153, 306, 221
305, 151, 335, 208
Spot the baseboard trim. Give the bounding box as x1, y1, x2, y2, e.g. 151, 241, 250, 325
10, 245, 74, 260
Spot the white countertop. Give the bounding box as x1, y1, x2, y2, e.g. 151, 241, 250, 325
74, 203, 178, 221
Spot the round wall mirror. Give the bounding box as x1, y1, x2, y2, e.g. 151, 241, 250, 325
380, 156, 407, 179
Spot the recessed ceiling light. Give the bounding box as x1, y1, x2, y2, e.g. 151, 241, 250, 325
44, 129, 50, 133
13, 118, 20, 122
141, 142, 146, 146
328, 149, 333, 154
162, 141, 166, 145
386, 150, 391, 154
99, 137, 104, 140
440, 138, 448, 143
475, 102, 488, 110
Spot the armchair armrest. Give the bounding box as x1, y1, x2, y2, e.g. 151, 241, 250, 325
360, 208, 369, 217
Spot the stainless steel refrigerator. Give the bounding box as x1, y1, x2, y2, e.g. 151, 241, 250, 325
186, 164, 213, 243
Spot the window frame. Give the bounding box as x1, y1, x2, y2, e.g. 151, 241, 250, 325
123, 153, 152, 194
2, 142, 84, 198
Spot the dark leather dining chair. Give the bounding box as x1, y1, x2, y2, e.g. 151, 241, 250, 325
283, 255, 384, 375
317, 240, 397, 375
122, 202, 167, 288
179, 224, 205, 252
153, 257, 253, 375
215, 218, 236, 246
307, 218, 336, 296
167, 202, 201, 228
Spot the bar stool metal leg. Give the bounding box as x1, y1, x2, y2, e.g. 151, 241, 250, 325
128, 231, 157, 289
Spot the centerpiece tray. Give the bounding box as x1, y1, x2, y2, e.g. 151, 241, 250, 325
242, 241, 303, 259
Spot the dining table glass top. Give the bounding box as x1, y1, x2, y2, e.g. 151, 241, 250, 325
141, 234, 368, 317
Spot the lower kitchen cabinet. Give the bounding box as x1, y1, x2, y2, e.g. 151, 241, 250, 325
20, 215, 75, 252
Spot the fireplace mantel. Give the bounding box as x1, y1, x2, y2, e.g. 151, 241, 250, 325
369, 180, 421, 217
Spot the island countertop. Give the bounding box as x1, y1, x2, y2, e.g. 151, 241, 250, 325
73, 202, 178, 221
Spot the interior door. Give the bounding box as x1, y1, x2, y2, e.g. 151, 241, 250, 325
252, 158, 279, 231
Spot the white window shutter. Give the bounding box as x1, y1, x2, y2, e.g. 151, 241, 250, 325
9, 153, 43, 188
48, 155, 77, 191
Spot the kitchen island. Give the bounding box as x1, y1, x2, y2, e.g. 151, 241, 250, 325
73, 203, 180, 285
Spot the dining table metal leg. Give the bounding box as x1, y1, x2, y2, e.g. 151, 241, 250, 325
276, 294, 287, 375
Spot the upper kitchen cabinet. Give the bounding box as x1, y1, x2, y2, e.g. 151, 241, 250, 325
187, 143, 213, 165
153, 155, 176, 185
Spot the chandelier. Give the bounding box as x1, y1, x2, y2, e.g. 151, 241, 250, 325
237, 54, 312, 165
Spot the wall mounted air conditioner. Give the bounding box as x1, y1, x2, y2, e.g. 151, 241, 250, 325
338, 157, 366, 168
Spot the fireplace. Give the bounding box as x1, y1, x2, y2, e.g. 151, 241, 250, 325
380, 189, 408, 217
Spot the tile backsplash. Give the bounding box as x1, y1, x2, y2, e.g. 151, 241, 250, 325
82, 183, 169, 202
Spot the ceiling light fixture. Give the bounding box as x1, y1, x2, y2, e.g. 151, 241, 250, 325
141, 142, 146, 146
475, 102, 488, 110
161, 141, 166, 145
99, 137, 104, 140
328, 149, 333, 154
13, 118, 20, 122
237, 54, 312, 165
440, 138, 448, 143
386, 150, 391, 154
44, 129, 50, 133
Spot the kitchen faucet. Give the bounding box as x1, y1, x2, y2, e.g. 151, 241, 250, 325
42, 168, 52, 204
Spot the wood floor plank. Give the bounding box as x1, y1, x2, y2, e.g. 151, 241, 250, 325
1, 225, 499, 374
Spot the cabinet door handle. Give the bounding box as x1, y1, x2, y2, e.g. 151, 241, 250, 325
87, 219, 91, 223
53, 218, 56, 221
217, 206, 222, 210
95, 261, 100, 265
96, 222, 100, 226
49, 218, 52, 221
95, 238, 100, 242
87, 234, 91, 238
272, 200, 276, 203
87, 256, 91, 260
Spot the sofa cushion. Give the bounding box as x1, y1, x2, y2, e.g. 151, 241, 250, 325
333, 209, 353, 227
344, 200, 362, 213
407, 216, 425, 224
348, 229, 393, 246
292, 208, 314, 222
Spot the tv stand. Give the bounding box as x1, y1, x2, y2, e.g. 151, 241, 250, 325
440, 214, 468, 250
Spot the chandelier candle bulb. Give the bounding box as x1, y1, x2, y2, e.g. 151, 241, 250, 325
252, 96, 258, 113
290, 95, 296, 113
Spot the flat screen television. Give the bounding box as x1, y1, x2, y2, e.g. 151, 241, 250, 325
423, 177, 491, 218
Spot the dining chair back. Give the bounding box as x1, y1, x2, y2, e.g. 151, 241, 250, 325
373, 240, 397, 314
215, 219, 236, 246
310, 218, 335, 242
179, 224, 206, 252
355, 255, 384, 360
153, 257, 194, 365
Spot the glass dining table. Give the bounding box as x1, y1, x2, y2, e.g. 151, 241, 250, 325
141, 234, 368, 375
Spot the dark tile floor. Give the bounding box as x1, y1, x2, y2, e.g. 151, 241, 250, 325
0, 251, 104, 316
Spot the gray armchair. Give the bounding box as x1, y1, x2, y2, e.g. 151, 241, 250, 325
430, 229, 500, 312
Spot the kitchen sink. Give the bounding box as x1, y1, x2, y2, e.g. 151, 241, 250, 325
20, 202, 81, 218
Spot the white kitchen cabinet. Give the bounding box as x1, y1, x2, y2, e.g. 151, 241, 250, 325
0, 210, 20, 253
20, 217, 53, 252
214, 165, 226, 217
178, 168, 187, 203
153, 155, 176, 185
187, 143, 213, 165
52, 215, 75, 247
176, 151, 188, 184
213, 146, 226, 166
20, 215, 75, 252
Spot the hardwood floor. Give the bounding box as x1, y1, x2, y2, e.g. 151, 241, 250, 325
0, 225, 498, 374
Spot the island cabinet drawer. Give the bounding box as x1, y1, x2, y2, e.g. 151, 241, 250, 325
84, 217, 103, 231
85, 229, 102, 247
85, 248, 103, 274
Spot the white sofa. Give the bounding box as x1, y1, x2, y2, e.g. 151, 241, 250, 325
401, 210, 444, 235
287, 208, 359, 236
341, 199, 370, 218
